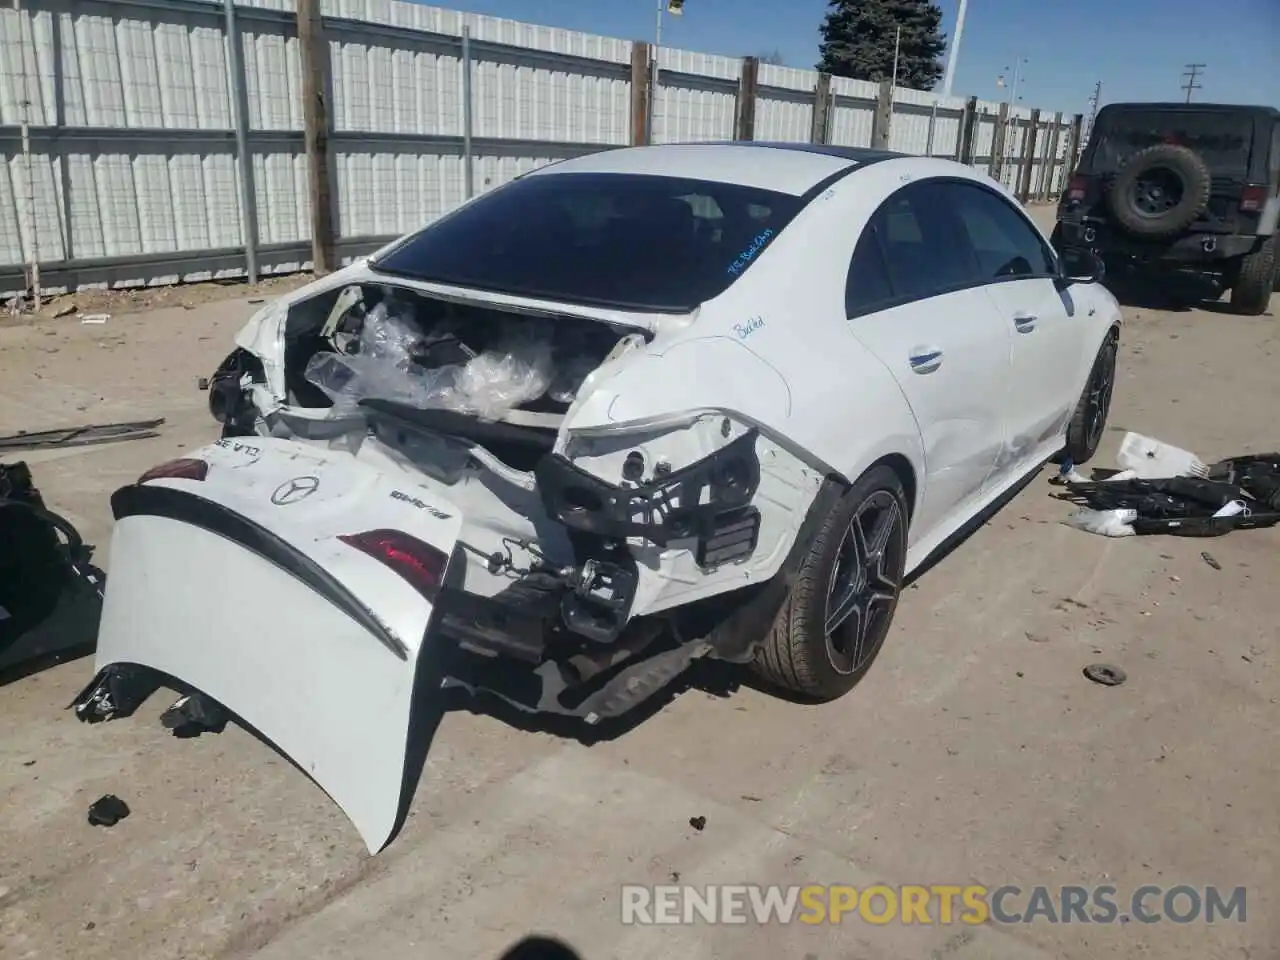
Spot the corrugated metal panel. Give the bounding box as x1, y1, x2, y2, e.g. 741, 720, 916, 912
469, 49, 627, 144
242, 24, 301, 130
0, 0, 1078, 295
757, 64, 815, 93
331, 32, 460, 136
755, 63, 815, 143
652, 46, 738, 144
828, 75, 877, 149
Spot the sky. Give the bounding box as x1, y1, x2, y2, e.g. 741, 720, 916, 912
422, 0, 1280, 117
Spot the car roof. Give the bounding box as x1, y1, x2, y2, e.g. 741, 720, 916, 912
1098, 102, 1280, 120
526, 142, 911, 197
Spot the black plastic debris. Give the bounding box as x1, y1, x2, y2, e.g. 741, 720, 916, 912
87, 794, 130, 827
160, 693, 229, 738
1083, 664, 1127, 687
1057, 451, 1280, 537
0, 418, 164, 452
689, 815, 707, 832
1201, 551, 1222, 571
1, 462, 104, 677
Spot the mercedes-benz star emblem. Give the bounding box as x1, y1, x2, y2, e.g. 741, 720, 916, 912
271, 475, 320, 505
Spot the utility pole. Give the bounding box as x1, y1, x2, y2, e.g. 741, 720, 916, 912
1181, 63, 1204, 103
1083, 79, 1102, 145
941, 0, 969, 98
890, 24, 901, 89
650, 0, 684, 144
886, 24, 901, 144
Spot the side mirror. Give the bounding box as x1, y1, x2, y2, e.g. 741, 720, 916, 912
1057, 247, 1106, 285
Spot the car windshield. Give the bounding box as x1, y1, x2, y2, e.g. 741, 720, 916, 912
369, 171, 803, 313
1086, 110, 1254, 176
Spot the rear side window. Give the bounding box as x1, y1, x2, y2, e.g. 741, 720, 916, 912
844, 223, 894, 316
945, 182, 1056, 279
370, 172, 804, 313
845, 183, 977, 315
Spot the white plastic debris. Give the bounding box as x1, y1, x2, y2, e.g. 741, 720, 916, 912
1116, 432, 1209, 479
1212, 500, 1249, 519
80, 313, 110, 325
305, 297, 556, 421
1062, 507, 1138, 537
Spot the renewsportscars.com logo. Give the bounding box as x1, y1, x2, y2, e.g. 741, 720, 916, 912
620, 884, 1248, 926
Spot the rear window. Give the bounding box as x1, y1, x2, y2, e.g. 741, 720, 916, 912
370, 172, 804, 313
1086, 110, 1255, 176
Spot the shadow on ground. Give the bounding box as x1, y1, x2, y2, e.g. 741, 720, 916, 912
495, 936, 586, 960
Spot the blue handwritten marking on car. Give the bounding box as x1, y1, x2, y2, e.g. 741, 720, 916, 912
726, 229, 776, 276
733, 316, 765, 340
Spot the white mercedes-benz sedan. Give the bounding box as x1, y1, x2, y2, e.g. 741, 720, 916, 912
73, 142, 1121, 852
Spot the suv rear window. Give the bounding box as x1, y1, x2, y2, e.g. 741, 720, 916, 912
1086, 110, 1254, 176
370, 172, 804, 313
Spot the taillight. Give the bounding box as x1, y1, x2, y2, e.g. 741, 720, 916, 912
339, 529, 447, 599
1067, 175, 1088, 202
138, 458, 208, 483
1240, 184, 1266, 213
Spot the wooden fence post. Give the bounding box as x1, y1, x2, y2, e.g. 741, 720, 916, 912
870, 79, 892, 148
735, 56, 760, 141
297, 0, 335, 274
811, 73, 832, 144
1017, 108, 1041, 203
957, 95, 978, 164
989, 101, 1010, 180
1066, 112, 1085, 171
1040, 111, 1063, 199
630, 42, 651, 145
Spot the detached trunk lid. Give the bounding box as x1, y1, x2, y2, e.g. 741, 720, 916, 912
91, 437, 461, 852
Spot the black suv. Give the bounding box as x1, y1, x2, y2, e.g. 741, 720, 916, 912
1053, 102, 1280, 315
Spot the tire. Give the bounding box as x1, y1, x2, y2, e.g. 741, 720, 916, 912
1230, 236, 1276, 316
1106, 143, 1211, 238
1063, 332, 1118, 465
751, 466, 909, 702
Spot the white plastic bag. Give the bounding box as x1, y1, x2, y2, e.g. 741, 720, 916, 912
305, 304, 557, 421
1062, 507, 1138, 537
450, 326, 555, 420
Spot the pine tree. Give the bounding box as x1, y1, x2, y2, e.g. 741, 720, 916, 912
817, 0, 947, 91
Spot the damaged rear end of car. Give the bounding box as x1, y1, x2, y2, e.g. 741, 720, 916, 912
73, 165, 833, 852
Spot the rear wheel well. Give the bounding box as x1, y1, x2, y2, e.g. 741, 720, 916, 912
869, 454, 917, 523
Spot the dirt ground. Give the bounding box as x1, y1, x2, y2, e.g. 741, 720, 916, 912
1, 211, 1277, 959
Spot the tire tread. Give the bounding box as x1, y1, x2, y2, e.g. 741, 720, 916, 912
1230, 236, 1277, 316
751, 467, 906, 701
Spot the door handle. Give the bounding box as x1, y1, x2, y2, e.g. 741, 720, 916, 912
908, 348, 943, 374
1014, 314, 1038, 333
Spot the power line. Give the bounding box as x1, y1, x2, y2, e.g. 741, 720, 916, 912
1181, 63, 1205, 103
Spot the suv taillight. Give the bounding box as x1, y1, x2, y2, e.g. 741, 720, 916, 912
138, 458, 208, 483
1067, 175, 1088, 201
339, 529, 447, 599
1240, 184, 1266, 213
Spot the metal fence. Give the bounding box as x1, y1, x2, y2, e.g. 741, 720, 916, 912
0, 0, 1082, 298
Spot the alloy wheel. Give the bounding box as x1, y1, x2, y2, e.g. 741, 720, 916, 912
823, 490, 905, 676
1085, 341, 1116, 450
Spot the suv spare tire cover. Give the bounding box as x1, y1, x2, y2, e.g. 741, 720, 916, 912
1106, 143, 1212, 238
